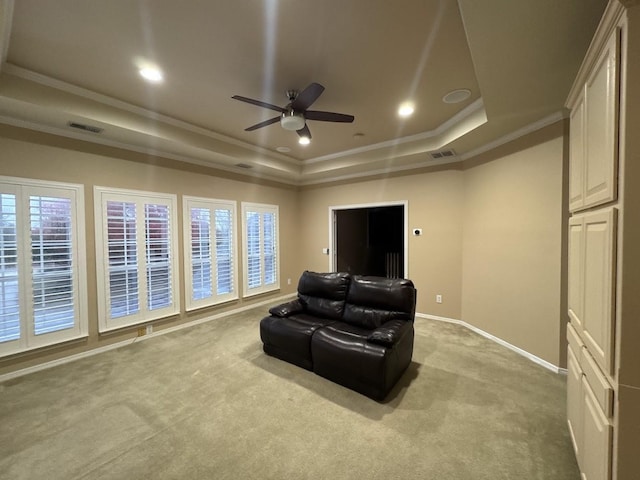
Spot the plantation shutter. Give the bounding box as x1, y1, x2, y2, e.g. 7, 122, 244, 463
263, 211, 276, 286
106, 201, 139, 319
190, 207, 212, 301
215, 208, 233, 295
242, 203, 279, 297
183, 198, 237, 310
29, 195, 75, 335
246, 211, 261, 289
145, 203, 172, 311
0, 193, 19, 343
1, 178, 87, 357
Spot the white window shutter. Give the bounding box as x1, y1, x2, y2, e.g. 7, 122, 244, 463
183, 197, 237, 310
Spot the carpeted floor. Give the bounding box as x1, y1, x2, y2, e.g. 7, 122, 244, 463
0, 307, 579, 479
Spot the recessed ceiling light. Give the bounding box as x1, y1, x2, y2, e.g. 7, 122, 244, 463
442, 89, 471, 104
139, 67, 163, 83
298, 136, 310, 145
398, 102, 415, 118
276, 146, 291, 153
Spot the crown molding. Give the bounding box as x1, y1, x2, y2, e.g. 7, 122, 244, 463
303, 98, 484, 165
2, 63, 301, 167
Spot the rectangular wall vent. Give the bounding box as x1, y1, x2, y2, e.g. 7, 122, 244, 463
68, 122, 103, 134
430, 149, 456, 159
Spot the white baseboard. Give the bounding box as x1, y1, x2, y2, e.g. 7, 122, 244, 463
416, 313, 566, 375
0, 293, 296, 384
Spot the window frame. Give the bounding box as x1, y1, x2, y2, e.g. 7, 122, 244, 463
241, 202, 280, 298
94, 186, 179, 332
0, 176, 87, 358
183, 196, 238, 310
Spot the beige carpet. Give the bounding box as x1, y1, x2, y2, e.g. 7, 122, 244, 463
0, 307, 579, 479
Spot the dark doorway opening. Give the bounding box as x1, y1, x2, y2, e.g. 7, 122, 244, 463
334, 205, 404, 277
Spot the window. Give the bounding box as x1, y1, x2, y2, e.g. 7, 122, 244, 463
183, 197, 237, 310
94, 187, 179, 332
0, 177, 87, 357
241, 202, 279, 297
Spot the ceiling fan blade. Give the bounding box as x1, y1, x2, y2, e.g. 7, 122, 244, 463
232, 95, 285, 113
245, 116, 281, 131
291, 83, 325, 111
297, 124, 312, 139
305, 110, 354, 123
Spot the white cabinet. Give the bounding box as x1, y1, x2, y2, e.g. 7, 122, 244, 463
567, 208, 617, 375
581, 376, 613, 480
568, 29, 620, 212
567, 322, 614, 479
569, 97, 586, 211
567, 340, 584, 464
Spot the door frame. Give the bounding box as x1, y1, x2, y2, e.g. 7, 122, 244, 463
328, 200, 409, 277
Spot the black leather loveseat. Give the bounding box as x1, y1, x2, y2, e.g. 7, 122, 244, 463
260, 271, 416, 400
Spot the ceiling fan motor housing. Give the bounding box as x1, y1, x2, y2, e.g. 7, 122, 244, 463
280, 110, 305, 131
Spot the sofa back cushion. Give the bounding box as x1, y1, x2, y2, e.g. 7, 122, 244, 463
343, 276, 416, 329
298, 271, 351, 320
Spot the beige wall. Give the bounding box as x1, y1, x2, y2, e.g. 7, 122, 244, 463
1, 119, 568, 376
299, 167, 465, 319
0, 125, 300, 376
461, 123, 566, 366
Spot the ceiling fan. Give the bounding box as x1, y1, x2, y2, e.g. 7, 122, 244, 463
231, 82, 354, 141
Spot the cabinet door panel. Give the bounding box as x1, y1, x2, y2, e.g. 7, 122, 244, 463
582, 208, 617, 375
584, 30, 619, 209
567, 343, 584, 465
581, 377, 612, 480
569, 95, 585, 211
568, 216, 584, 333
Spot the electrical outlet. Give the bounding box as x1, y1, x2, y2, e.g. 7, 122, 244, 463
146, 325, 153, 335
287, 278, 291, 285
436, 294, 442, 304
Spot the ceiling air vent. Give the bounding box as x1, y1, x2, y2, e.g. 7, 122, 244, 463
68, 121, 103, 134
430, 149, 456, 159
235, 163, 253, 169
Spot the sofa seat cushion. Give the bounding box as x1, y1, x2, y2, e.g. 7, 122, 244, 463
260, 314, 336, 370
311, 320, 414, 400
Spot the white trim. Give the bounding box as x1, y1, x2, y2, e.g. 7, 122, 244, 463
182, 196, 239, 310
241, 202, 280, 298
94, 186, 181, 332
416, 313, 565, 374
303, 98, 484, 165
459, 111, 565, 162
299, 156, 461, 186
328, 201, 408, 277
3, 63, 300, 168
0, 176, 88, 357
0, 293, 296, 384
0, 115, 301, 187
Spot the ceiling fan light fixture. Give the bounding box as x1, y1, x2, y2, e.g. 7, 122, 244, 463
280, 111, 305, 131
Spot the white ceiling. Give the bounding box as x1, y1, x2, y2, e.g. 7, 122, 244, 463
0, 0, 607, 185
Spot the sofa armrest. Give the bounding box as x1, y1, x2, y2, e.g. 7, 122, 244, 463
268, 299, 305, 318
367, 319, 411, 347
